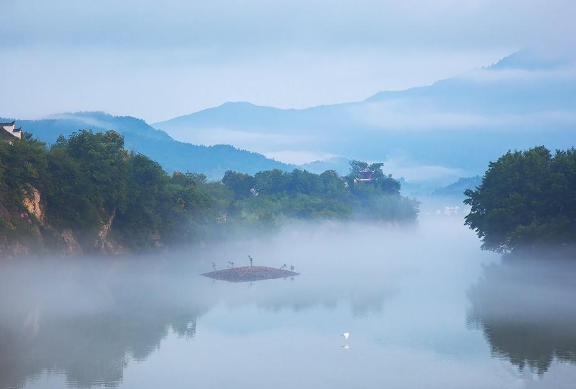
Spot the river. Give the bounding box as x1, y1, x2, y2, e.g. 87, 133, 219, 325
1, 218, 575, 389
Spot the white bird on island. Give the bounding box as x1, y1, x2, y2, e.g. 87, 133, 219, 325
342, 332, 350, 340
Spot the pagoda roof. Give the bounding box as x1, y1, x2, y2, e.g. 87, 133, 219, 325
0, 121, 15, 126
13, 127, 22, 132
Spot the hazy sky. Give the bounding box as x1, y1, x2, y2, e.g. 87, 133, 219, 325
0, 0, 574, 122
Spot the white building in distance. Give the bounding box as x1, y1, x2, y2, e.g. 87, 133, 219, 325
444, 206, 460, 216
1, 121, 22, 139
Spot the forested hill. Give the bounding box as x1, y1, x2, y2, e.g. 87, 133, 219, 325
1, 112, 291, 180
0, 130, 418, 258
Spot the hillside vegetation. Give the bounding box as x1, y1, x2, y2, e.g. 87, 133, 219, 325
222, 161, 418, 222
0, 131, 418, 257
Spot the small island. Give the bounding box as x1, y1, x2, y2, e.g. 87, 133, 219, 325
201, 266, 300, 283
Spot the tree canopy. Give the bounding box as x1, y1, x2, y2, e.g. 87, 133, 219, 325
464, 146, 576, 253
222, 161, 418, 223
1, 131, 420, 254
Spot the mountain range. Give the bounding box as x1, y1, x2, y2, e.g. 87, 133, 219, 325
2, 112, 291, 180
154, 50, 576, 184
3, 50, 575, 186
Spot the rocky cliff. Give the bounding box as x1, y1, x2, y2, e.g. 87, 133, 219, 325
0, 185, 124, 258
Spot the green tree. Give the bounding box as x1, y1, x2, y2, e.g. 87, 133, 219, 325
0, 131, 420, 254
222, 171, 256, 199
348, 160, 369, 178
464, 146, 576, 252
0, 135, 47, 201
42, 131, 129, 243
254, 169, 290, 194
112, 153, 172, 249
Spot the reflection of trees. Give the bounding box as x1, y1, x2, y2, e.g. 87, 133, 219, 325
468, 258, 576, 374
0, 260, 207, 389
255, 293, 385, 316
247, 282, 389, 317
0, 312, 198, 388
0, 258, 392, 389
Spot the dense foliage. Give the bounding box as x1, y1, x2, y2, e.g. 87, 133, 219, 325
0, 131, 419, 253
0, 131, 221, 251
464, 146, 576, 253
223, 160, 419, 223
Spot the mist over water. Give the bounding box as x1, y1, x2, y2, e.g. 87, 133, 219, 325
1, 219, 575, 389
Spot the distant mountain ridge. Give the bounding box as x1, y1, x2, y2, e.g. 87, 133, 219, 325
431, 176, 482, 199
154, 50, 576, 181
2, 112, 292, 180
300, 156, 351, 175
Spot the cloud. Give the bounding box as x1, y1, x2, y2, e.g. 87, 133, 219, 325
1, 0, 574, 51
347, 101, 576, 130
457, 66, 576, 83
0, 46, 509, 123
166, 127, 315, 152
264, 150, 339, 165
383, 156, 468, 183
0, 0, 574, 122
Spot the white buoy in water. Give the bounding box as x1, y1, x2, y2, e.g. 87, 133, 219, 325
342, 332, 350, 340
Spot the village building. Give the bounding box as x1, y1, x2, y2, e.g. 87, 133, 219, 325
0, 121, 22, 139
444, 206, 460, 216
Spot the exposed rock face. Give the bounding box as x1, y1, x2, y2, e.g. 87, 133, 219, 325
1, 189, 157, 257
61, 228, 83, 256
9, 242, 31, 257
2, 185, 83, 257
21, 185, 44, 224
151, 232, 163, 249
0, 190, 39, 258
92, 210, 126, 255
94, 210, 117, 254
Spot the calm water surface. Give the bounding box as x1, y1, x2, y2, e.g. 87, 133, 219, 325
1, 219, 575, 389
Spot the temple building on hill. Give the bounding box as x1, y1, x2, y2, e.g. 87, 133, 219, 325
1, 121, 22, 139
355, 167, 375, 183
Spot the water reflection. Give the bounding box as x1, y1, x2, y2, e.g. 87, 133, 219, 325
468, 257, 576, 374
6, 220, 575, 389
0, 242, 393, 389
0, 259, 208, 389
